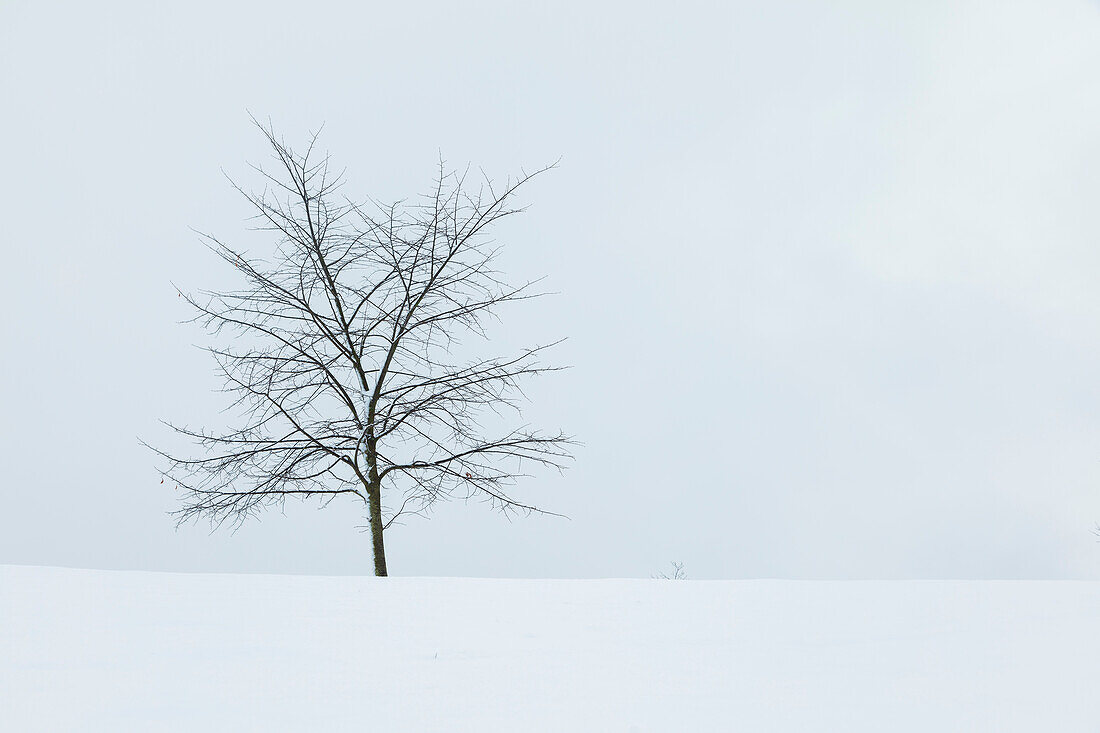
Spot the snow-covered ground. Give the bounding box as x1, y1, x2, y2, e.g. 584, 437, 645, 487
2, 565, 1098, 731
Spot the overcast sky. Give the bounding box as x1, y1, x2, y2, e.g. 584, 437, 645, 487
2, 0, 1098, 578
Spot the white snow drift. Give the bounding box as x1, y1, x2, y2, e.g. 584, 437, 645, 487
2, 565, 1098, 731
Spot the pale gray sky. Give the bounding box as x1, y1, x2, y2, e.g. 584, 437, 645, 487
1, 0, 1098, 578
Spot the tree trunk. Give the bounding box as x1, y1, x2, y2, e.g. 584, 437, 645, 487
367, 482, 388, 576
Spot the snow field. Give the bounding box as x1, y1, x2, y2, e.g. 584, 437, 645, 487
2, 566, 1098, 731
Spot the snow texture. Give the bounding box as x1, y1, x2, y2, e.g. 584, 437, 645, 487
2, 565, 1098, 731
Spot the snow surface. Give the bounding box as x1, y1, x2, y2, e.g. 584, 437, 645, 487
2, 565, 1098, 732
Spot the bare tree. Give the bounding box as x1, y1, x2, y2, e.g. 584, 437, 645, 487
147, 122, 572, 576
652, 562, 687, 580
